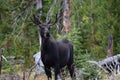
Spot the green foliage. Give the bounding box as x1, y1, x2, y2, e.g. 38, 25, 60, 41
70, 0, 120, 79
82, 64, 99, 80
71, 0, 118, 59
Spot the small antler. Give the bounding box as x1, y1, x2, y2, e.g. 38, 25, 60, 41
30, 14, 42, 25
49, 13, 60, 26
46, 18, 52, 24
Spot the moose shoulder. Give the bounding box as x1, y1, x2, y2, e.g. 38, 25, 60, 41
31, 15, 75, 80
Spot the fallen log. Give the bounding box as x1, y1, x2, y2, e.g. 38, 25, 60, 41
88, 54, 120, 74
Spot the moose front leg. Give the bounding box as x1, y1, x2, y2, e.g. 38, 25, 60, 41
44, 66, 52, 80
67, 64, 76, 80
54, 65, 61, 80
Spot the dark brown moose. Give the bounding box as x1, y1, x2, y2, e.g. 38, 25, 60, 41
31, 15, 75, 80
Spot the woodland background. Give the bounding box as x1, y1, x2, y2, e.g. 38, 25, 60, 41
0, 0, 120, 80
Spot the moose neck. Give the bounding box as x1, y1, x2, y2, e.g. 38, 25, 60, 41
41, 35, 54, 51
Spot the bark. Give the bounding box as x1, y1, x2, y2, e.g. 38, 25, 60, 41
38, 27, 42, 48
36, 0, 42, 9
58, 0, 64, 34
63, 0, 71, 33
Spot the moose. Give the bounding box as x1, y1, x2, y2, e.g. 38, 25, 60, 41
31, 15, 75, 80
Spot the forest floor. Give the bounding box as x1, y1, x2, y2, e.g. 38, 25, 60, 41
0, 73, 71, 80
1, 69, 120, 80
0, 69, 71, 80
1, 58, 120, 80
0, 57, 73, 80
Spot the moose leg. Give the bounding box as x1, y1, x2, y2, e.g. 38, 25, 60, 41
44, 66, 52, 80
67, 64, 76, 80
54, 65, 61, 80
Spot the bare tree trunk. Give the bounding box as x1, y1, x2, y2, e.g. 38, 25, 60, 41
38, 27, 42, 48
63, 0, 71, 33
36, 0, 42, 10
58, 0, 64, 34
107, 34, 113, 57
35, 0, 42, 48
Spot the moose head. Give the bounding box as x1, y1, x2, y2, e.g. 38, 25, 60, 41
30, 14, 58, 39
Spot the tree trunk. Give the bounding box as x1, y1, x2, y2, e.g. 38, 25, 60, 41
36, 0, 42, 10
63, 0, 71, 33
38, 27, 42, 48
58, 0, 64, 34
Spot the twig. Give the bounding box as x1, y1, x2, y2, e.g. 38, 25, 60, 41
26, 56, 42, 80
26, 63, 38, 80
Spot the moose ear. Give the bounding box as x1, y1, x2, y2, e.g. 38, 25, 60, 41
30, 14, 42, 25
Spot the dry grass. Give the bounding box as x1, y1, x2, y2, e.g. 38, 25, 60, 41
0, 68, 72, 80
2, 67, 120, 80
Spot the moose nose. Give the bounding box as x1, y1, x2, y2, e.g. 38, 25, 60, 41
44, 30, 50, 38
46, 32, 50, 37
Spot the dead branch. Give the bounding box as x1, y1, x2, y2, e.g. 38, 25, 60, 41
88, 54, 120, 72
88, 54, 120, 80
26, 63, 38, 80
